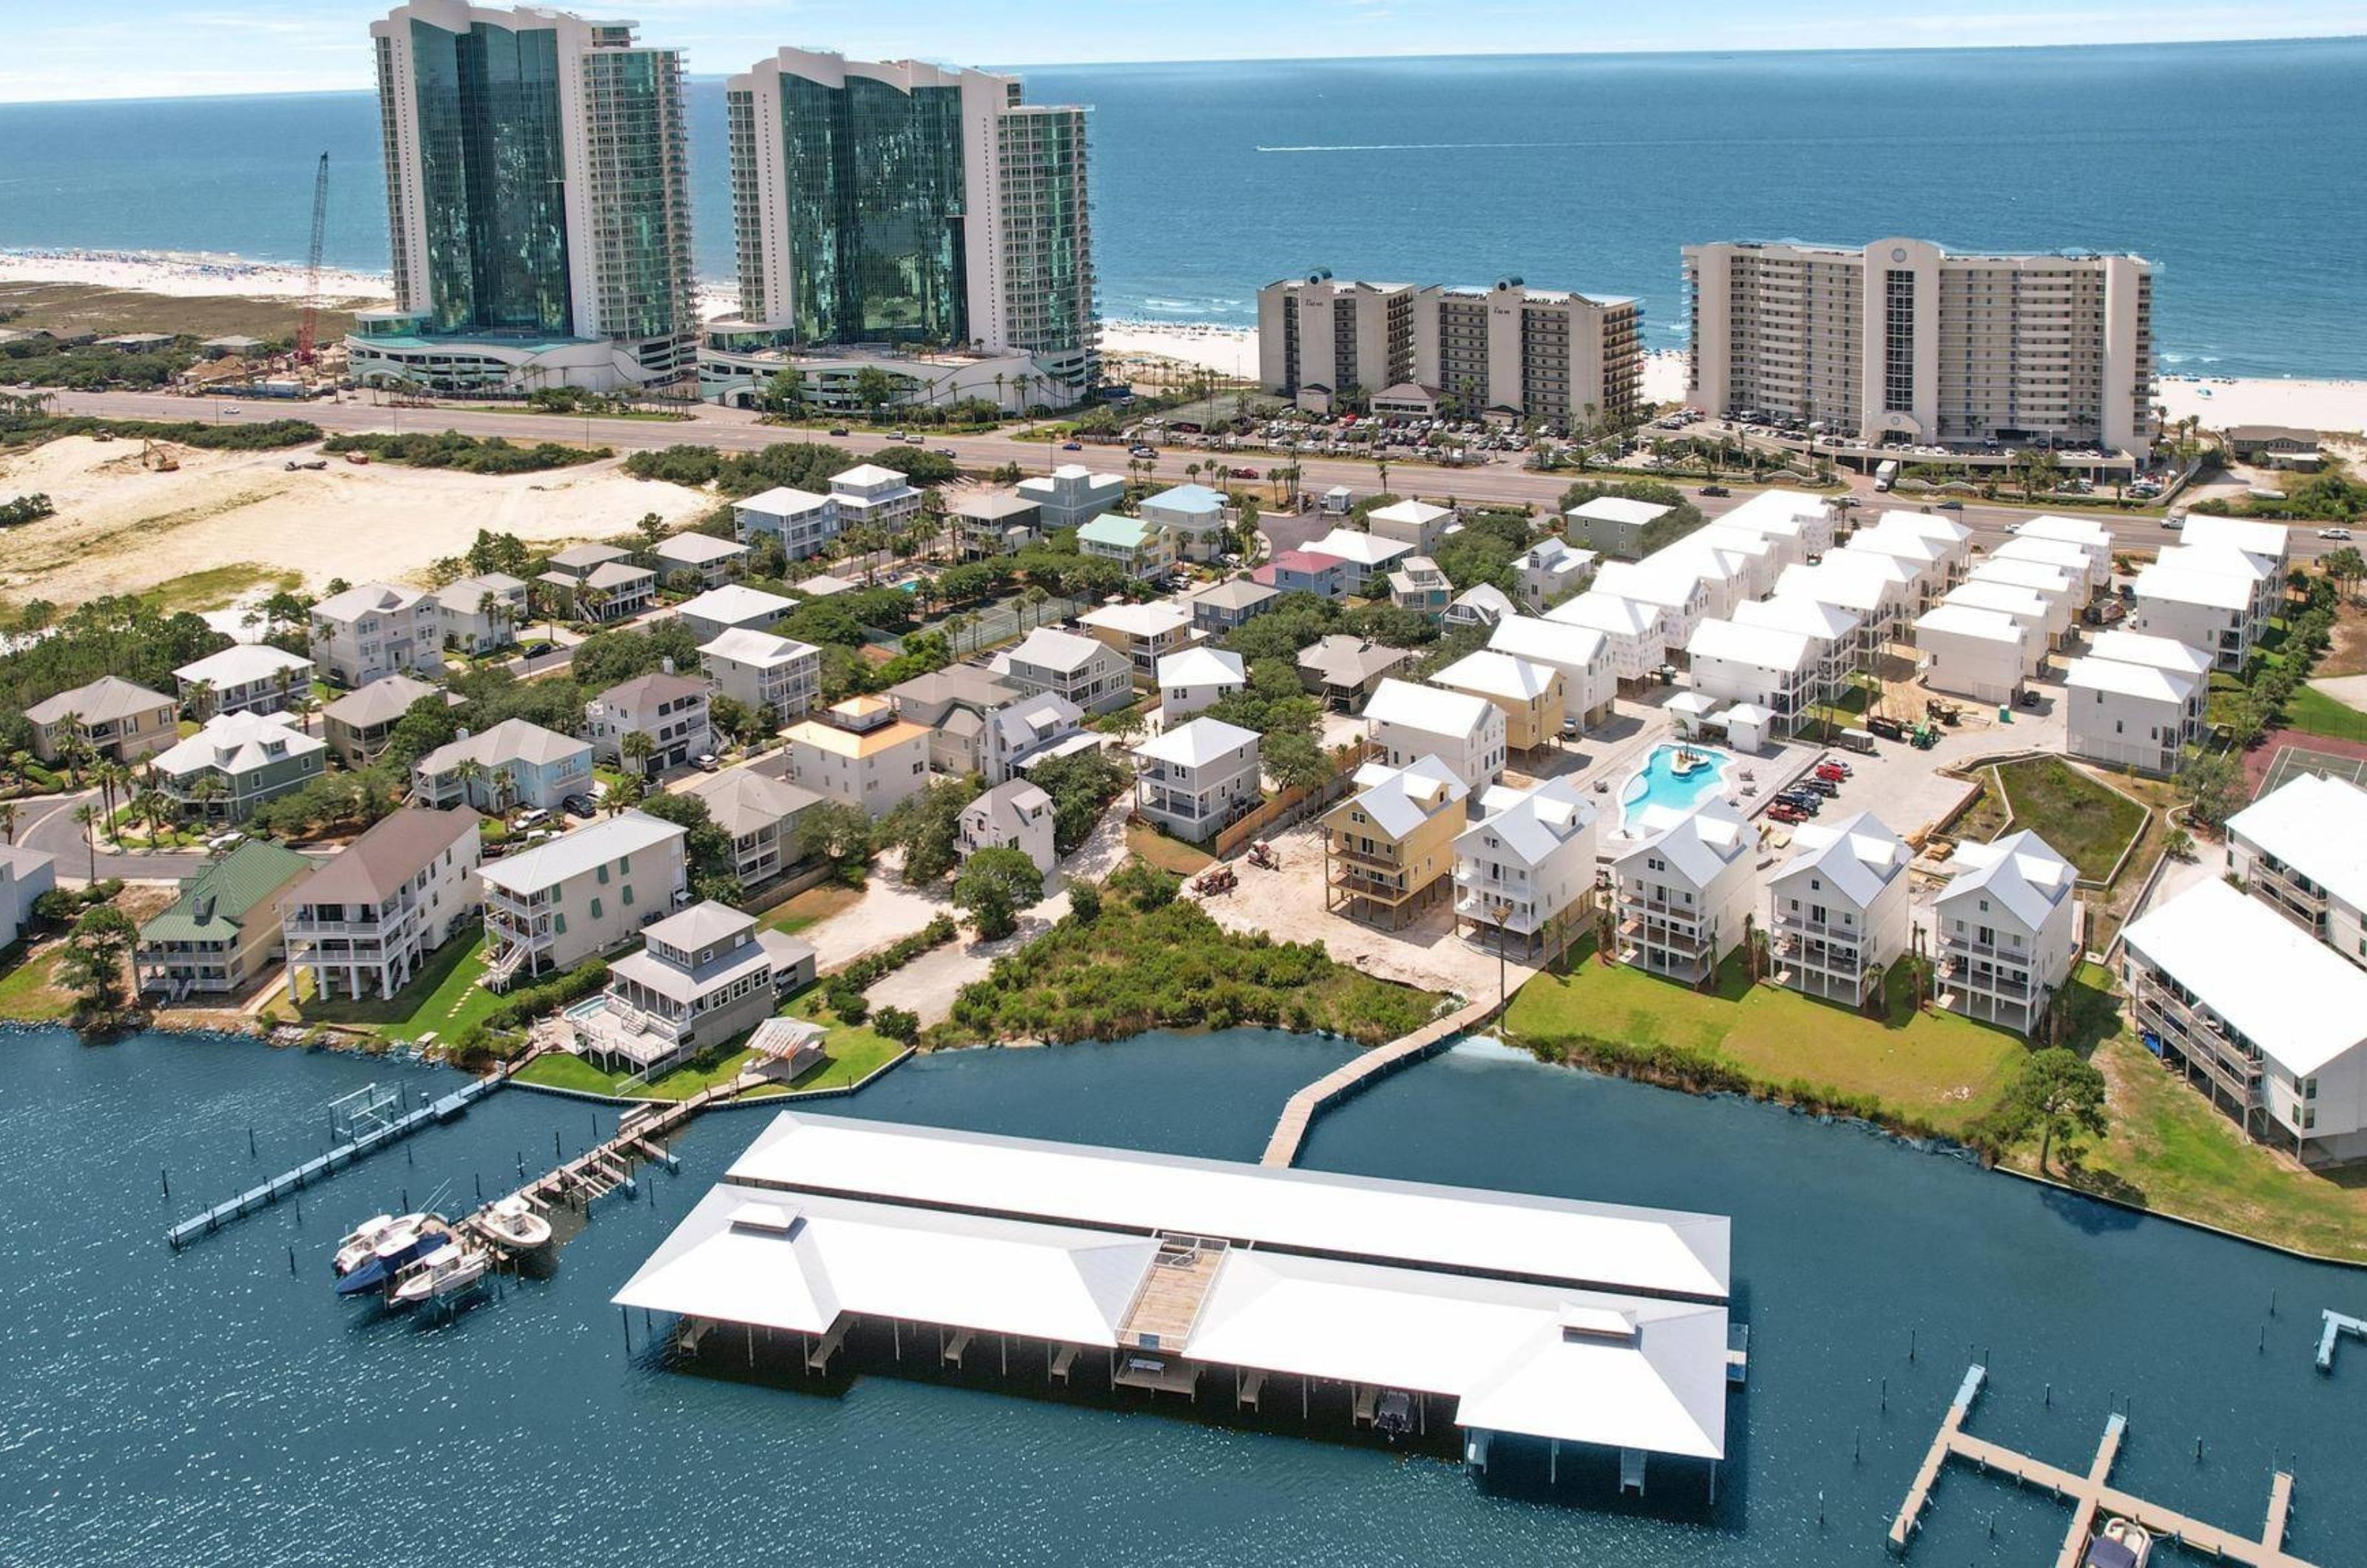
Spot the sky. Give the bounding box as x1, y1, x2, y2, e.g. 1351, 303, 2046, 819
1, 0, 2363, 101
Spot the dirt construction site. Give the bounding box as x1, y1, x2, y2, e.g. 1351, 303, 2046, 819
0, 434, 711, 609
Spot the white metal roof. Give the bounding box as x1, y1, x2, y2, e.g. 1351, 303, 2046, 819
2157, 542, 2272, 584
1006, 626, 1112, 673
2121, 878, 2367, 1078
1738, 594, 1857, 643
700, 626, 818, 668
1309, 527, 1416, 567
1364, 677, 1498, 740
1593, 559, 1704, 610
2064, 655, 2196, 705
1155, 645, 1245, 690
477, 811, 684, 896
1615, 797, 1750, 889
1939, 830, 2074, 928
1870, 510, 1973, 548
1368, 499, 1453, 527
1777, 811, 1908, 908
1916, 603, 2030, 646
2014, 514, 2112, 548
1968, 558, 2076, 600
1344, 754, 1468, 838
735, 484, 831, 516
1686, 617, 1814, 674
1489, 614, 1607, 671
1567, 495, 1670, 527
1079, 599, 1194, 638
2178, 514, 2290, 562
1432, 649, 1558, 703
1132, 715, 1260, 768
1456, 776, 1596, 867
1994, 536, 2101, 574
2133, 561, 2252, 612
1943, 581, 2050, 627
1712, 488, 1831, 531
723, 1114, 1731, 1300
1546, 591, 1661, 640
2086, 630, 2213, 677
677, 584, 797, 626
2226, 772, 2367, 915
175, 643, 311, 686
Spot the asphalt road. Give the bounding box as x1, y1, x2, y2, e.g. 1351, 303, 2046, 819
13, 788, 213, 882
38, 388, 2318, 564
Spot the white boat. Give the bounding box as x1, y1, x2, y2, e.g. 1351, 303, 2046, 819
390, 1242, 490, 1309
334, 1212, 449, 1297
331, 1214, 396, 1276
2086, 1516, 2151, 1568
479, 1195, 553, 1251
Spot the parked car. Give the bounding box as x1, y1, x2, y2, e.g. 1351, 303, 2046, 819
1698, 484, 1730, 498
693, 753, 720, 772
933, 447, 956, 458
828, 427, 849, 437
563, 793, 598, 817
1935, 499, 1964, 510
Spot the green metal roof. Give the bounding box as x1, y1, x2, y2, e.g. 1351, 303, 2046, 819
141, 840, 314, 943
1077, 514, 1155, 549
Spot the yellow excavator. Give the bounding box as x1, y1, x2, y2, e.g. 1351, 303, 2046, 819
139, 438, 179, 473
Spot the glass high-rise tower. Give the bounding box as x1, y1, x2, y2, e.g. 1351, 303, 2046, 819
723, 50, 1098, 397
357, 1, 695, 393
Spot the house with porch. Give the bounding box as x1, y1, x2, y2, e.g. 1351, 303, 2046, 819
1323, 754, 1470, 930
174, 644, 312, 719
151, 710, 328, 821
959, 779, 1058, 878
412, 719, 593, 813
1453, 777, 1597, 955
1132, 717, 1262, 844
27, 676, 179, 766
683, 768, 822, 888
1611, 799, 1753, 986
323, 674, 451, 767
1766, 811, 1910, 1007
699, 627, 823, 722
309, 581, 442, 687
478, 811, 689, 986
280, 807, 481, 1005
1931, 830, 2077, 1036
585, 669, 713, 775
135, 839, 314, 1000
1363, 677, 1506, 794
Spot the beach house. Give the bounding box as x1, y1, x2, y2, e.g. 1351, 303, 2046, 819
1931, 830, 2078, 1035
309, 582, 442, 687
1430, 650, 1566, 759
1077, 514, 1176, 581
135, 839, 314, 1000
1513, 535, 1597, 611
1488, 615, 1615, 727
998, 627, 1134, 714
1323, 754, 1470, 929
479, 811, 690, 985
584, 669, 713, 775
1132, 717, 1263, 844
683, 768, 822, 889
958, 779, 1058, 878
1452, 777, 1598, 955
280, 806, 482, 1004
174, 644, 312, 719
1766, 811, 1911, 1007
151, 710, 328, 821
434, 572, 529, 655
783, 697, 932, 817
1138, 484, 1231, 561
733, 486, 839, 560
1363, 678, 1507, 794
26, 676, 179, 766
1157, 646, 1246, 723
699, 627, 823, 722
2226, 771, 2367, 967
1612, 799, 1754, 985
322, 674, 448, 768
1078, 599, 1198, 685
412, 719, 594, 814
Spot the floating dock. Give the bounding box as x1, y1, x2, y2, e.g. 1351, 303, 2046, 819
166, 1072, 507, 1250
2315, 1309, 2365, 1373
1888, 1364, 2314, 1568
1261, 996, 1496, 1167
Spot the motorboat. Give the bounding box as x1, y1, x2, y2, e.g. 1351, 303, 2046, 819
389, 1242, 490, 1310
334, 1213, 450, 1297
478, 1196, 553, 1252
2085, 1517, 2151, 1568
331, 1214, 396, 1277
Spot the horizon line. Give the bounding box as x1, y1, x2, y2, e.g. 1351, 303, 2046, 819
0, 31, 2360, 109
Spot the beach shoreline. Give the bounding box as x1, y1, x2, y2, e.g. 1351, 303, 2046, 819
7, 248, 2362, 431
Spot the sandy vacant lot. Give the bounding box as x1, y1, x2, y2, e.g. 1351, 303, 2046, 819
0, 435, 712, 607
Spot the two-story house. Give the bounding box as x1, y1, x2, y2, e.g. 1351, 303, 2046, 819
281, 806, 481, 1004
434, 572, 528, 655
1387, 556, 1453, 618
26, 676, 179, 766
1365, 499, 1456, 555
1296, 635, 1411, 712
174, 644, 313, 720
152, 710, 328, 820
675, 584, 797, 643
577, 901, 789, 1077
829, 462, 923, 535
683, 768, 823, 889
959, 779, 1058, 878
1766, 811, 1911, 1007
1513, 536, 1597, 611
648, 532, 749, 590
699, 627, 823, 723
413, 718, 594, 814
1452, 776, 1597, 955
1185, 578, 1280, 636
783, 696, 932, 817
1931, 830, 2078, 1035
1157, 646, 1246, 724
1132, 717, 1262, 844
1488, 615, 1615, 729
887, 666, 1025, 776
953, 490, 1045, 558
1323, 754, 1470, 930
984, 693, 1093, 783
585, 669, 713, 775
1611, 798, 1754, 985
478, 810, 689, 986
310, 582, 442, 688
998, 627, 1134, 715
733, 485, 839, 561
1016, 464, 1126, 532
1363, 677, 1507, 794
1076, 515, 1176, 581
1307, 527, 1416, 595
323, 674, 451, 768
1138, 484, 1231, 562
135, 839, 314, 1000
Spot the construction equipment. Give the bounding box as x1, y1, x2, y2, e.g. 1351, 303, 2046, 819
138, 439, 178, 473
296, 152, 329, 366
1191, 866, 1237, 896
1247, 842, 1279, 871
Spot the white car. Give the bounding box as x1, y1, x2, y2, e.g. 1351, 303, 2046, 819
2321, 527, 2354, 541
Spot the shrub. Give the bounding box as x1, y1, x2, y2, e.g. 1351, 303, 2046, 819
873, 1007, 919, 1044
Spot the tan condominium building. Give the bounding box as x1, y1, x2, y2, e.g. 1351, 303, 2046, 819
1257, 273, 1642, 431
1682, 237, 2156, 454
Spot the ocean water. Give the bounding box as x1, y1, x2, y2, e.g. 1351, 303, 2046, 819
1, 1026, 2361, 1566
1, 40, 2364, 376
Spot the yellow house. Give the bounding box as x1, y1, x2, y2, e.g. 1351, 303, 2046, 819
1430, 649, 1567, 757
1321, 755, 1470, 929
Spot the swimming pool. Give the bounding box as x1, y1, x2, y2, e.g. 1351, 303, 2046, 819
1616, 743, 1732, 834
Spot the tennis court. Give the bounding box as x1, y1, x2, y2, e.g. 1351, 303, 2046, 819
2256, 741, 2367, 800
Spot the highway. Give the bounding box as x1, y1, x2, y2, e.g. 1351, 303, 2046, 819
37, 388, 2297, 562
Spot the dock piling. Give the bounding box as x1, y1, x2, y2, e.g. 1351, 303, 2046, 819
249, 1127, 257, 1159
287, 1246, 296, 1275
161, 1168, 169, 1200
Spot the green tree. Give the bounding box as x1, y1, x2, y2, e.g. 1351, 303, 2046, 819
953, 846, 1044, 939
2181, 751, 2246, 829
1066, 879, 1102, 923
880, 776, 983, 885
797, 800, 875, 885
1993, 1047, 2108, 1173
58, 905, 137, 1023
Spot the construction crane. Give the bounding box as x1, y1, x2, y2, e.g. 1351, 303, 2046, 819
296, 152, 329, 366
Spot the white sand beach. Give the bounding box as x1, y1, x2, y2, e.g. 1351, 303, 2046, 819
2157, 375, 2367, 436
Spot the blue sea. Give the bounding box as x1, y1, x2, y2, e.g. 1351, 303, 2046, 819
1, 40, 2365, 376
2, 1026, 2362, 1566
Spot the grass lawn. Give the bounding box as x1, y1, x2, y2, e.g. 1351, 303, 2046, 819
1989, 756, 2148, 882
1124, 820, 1215, 876
1503, 947, 2031, 1138
284, 935, 508, 1039
757, 881, 862, 936
513, 988, 907, 1101
2277, 683, 2367, 744
2022, 1034, 2367, 1263
140, 563, 305, 615
0, 943, 75, 1024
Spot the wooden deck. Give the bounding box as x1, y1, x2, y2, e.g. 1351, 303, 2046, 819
1261, 996, 1499, 1167
1889, 1364, 2314, 1568
1118, 1237, 1228, 1349
462, 1081, 733, 1263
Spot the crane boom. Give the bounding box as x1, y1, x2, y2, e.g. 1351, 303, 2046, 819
297, 152, 329, 366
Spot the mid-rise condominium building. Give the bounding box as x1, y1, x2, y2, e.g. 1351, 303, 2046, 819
358, 2, 698, 393
721, 50, 1098, 398
1257, 274, 1642, 431
1682, 237, 2155, 453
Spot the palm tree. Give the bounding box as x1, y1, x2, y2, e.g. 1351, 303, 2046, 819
285, 683, 320, 737
72, 803, 98, 880
0, 801, 16, 845
621, 729, 656, 780
1374, 457, 1391, 496
579, 585, 610, 624
453, 757, 488, 811
1020, 584, 1050, 632
487, 769, 518, 820
185, 679, 215, 723
135, 785, 169, 842
189, 773, 229, 822
55, 718, 87, 787
606, 773, 645, 816
97, 760, 130, 847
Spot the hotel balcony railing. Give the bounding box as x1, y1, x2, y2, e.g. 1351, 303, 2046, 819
2130, 981, 2261, 1107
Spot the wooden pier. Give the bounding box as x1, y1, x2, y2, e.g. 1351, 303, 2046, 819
166, 1069, 509, 1250
453, 1083, 732, 1263
1260, 996, 1498, 1167
1888, 1364, 2314, 1568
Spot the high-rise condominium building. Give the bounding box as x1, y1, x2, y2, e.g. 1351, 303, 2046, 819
1255, 274, 1643, 432
1683, 238, 2156, 454
720, 50, 1098, 397
354, 1, 696, 393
